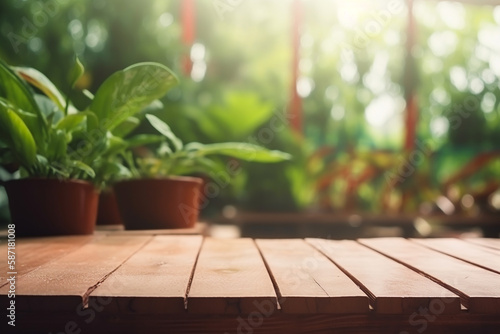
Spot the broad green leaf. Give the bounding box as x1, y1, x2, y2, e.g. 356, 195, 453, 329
188, 142, 292, 162
112, 116, 140, 138
56, 113, 87, 132
140, 99, 164, 115
0, 97, 43, 145
146, 114, 183, 151
85, 110, 99, 131
0, 100, 37, 168
0, 59, 42, 120
14, 66, 67, 112
34, 94, 62, 123
90, 63, 178, 131
68, 57, 84, 88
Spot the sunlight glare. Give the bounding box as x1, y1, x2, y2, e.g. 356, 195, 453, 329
437, 2, 465, 30
297, 77, 315, 98
430, 116, 449, 138
449, 66, 467, 91
364, 94, 404, 129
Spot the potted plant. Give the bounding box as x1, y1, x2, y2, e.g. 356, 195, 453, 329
114, 114, 292, 229
0, 57, 178, 236
92, 100, 171, 227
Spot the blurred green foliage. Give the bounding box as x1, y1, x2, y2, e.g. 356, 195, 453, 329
0, 0, 499, 219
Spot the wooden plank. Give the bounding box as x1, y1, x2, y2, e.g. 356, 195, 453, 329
89, 235, 203, 314
14, 312, 500, 334
412, 238, 500, 274
360, 238, 500, 314
0, 235, 98, 288
256, 239, 369, 313
464, 238, 500, 252
187, 238, 277, 314
307, 239, 460, 314
0, 235, 151, 311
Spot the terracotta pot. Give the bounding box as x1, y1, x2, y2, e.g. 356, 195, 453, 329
114, 176, 203, 229
96, 188, 123, 225
4, 178, 98, 237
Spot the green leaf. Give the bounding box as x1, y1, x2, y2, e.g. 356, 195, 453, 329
14, 66, 67, 112
195, 91, 275, 142
90, 63, 179, 131
95, 160, 131, 181
85, 110, 99, 131
140, 99, 164, 115
145, 114, 183, 151
169, 156, 225, 176
0, 99, 37, 168
68, 57, 84, 88
70, 160, 95, 178
0, 97, 43, 145
47, 129, 67, 161
34, 95, 63, 125
82, 89, 94, 100
126, 134, 164, 148
55, 113, 87, 132
188, 142, 292, 162
0, 59, 43, 120
112, 116, 140, 138
103, 134, 127, 157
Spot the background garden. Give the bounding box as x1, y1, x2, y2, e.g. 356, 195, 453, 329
1, 0, 499, 231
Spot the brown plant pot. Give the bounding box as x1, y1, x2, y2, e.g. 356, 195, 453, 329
114, 176, 203, 230
4, 178, 98, 237
96, 188, 123, 225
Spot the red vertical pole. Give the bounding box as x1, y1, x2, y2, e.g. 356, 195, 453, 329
289, 0, 303, 134
182, 0, 196, 75
404, 0, 417, 152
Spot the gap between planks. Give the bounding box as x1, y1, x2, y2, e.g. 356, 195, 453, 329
187, 238, 278, 314
81, 235, 155, 307
183, 236, 205, 310
463, 238, 500, 252
0, 235, 153, 312
307, 238, 460, 314
253, 239, 284, 312
359, 238, 500, 314
411, 238, 500, 275
255, 239, 369, 314
89, 235, 204, 314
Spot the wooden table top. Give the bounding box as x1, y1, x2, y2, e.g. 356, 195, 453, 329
1, 235, 499, 333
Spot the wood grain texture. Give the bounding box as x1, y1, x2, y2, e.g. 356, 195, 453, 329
359, 238, 500, 313
187, 238, 277, 314
89, 235, 203, 314
0, 235, 151, 311
307, 239, 460, 314
412, 238, 500, 274
0, 235, 98, 288
256, 239, 369, 313
464, 238, 500, 251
